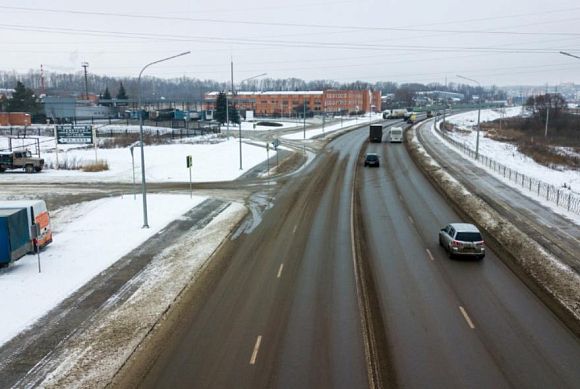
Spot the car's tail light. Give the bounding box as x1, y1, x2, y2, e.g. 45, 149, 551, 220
476, 241, 484, 246
451, 240, 461, 247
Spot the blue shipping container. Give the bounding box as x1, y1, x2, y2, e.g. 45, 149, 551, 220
0, 208, 32, 265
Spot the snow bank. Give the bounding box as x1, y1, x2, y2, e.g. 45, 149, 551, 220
37, 202, 247, 388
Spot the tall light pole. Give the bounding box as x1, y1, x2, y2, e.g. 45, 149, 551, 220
138, 51, 190, 228
457, 75, 482, 160
237, 73, 267, 170
303, 97, 307, 139
81, 62, 89, 101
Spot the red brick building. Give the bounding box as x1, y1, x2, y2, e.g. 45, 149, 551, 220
204, 90, 381, 116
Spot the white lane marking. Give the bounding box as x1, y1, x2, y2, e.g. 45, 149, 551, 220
277, 263, 284, 278
399, 194, 403, 201
293, 225, 297, 234
250, 336, 262, 365
459, 306, 475, 329
408, 215, 414, 224
426, 249, 434, 261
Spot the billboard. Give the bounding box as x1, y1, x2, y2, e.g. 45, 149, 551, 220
56, 125, 93, 144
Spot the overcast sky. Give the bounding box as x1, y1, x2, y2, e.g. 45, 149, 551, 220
1, 0, 579, 87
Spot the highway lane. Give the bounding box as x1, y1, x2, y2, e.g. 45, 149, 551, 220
358, 131, 580, 387
133, 123, 408, 388
124, 119, 580, 388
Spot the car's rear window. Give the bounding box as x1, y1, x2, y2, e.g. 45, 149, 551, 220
455, 232, 482, 242
366, 155, 378, 161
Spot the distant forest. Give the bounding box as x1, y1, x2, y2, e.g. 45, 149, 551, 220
0, 70, 505, 102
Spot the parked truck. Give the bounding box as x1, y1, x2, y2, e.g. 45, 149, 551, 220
369, 124, 384, 143
0, 200, 53, 251
0, 208, 32, 266
0, 150, 44, 173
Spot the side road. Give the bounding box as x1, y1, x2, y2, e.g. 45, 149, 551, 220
0, 198, 246, 388
409, 120, 580, 336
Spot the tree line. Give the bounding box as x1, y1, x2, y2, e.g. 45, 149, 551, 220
0, 70, 507, 103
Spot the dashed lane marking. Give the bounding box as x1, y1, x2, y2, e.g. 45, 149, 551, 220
426, 249, 434, 261
459, 306, 475, 329
277, 263, 284, 278
250, 336, 262, 365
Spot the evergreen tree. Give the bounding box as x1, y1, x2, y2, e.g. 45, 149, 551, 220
230, 103, 240, 125
116, 82, 128, 100
7, 81, 40, 113
214, 91, 227, 124
102, 87, 112, 106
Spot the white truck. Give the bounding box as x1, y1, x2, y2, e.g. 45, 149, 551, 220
390, 109, 407, 119
387, 126, 403, 143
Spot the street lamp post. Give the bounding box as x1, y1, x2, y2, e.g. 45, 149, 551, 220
560, 51, 580, 60
303, 98, 306, 139
457, 75, 482, 160
138, 51, 190, 228
236, 73, 267, 170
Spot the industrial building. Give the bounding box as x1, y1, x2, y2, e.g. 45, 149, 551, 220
203, 89, 382, 116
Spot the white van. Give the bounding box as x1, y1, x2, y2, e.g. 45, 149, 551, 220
388, 126, 403, 143
0, 200, 53, 250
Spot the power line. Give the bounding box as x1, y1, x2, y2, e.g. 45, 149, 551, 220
1, 5, 580, 37
0, 23, 575, 53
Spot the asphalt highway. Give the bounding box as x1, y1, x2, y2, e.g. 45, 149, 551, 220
125, 122, 580, 388
359, 126, 580, 388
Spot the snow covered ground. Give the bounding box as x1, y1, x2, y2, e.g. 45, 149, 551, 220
0, 136, 276, 183
433, 107, 580, 224
0, 194, 206, 347
0, 115, 360, 349
283, 113, 382, 140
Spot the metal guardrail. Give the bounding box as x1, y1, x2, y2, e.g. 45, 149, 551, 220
434, 122, 580, 216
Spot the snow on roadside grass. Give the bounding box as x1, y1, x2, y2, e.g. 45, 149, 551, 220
283, 114, 382, 140
0, 138, 275, 183
442, 109, 580, 191
0, 194, 206, 347
38, 202, 247, 388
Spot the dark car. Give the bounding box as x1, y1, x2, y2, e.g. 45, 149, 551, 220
364, 153, 380, 167
439, 223, 485, 259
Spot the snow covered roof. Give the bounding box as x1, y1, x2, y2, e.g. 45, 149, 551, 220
206, 91, 323, 97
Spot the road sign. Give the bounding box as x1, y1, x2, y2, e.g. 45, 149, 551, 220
56, 125, 93, 144
272, 138, 280, 150
186, 155, 192, 168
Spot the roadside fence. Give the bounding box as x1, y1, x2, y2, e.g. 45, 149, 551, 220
434, 122, 580, 216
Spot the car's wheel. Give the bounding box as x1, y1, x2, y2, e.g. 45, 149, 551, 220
25, 164, 34, 173
34, 166, 42, 172
439, 236, 443, 247
448, 245, 455, 259
478, 255, 485, 260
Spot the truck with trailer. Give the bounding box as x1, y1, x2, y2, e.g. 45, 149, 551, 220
390, 109, 408, 119
369, 124, 384, 143
0, 208, 32, 266
0, 150, 44, 173
0, 200, 53, 251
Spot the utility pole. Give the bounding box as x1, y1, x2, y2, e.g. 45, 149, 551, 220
40, 64, 45, 96
81, 62, 89, 101
545, 105, 550, 138
303, 97, 306, 139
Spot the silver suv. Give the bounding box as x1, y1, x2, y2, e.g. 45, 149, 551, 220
439, 223, 485, 259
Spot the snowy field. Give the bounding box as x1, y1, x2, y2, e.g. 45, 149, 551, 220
0, 136, 276, 183
433, 108, 580, 224
283, 113, 382, 140
0, 194, 206, 347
